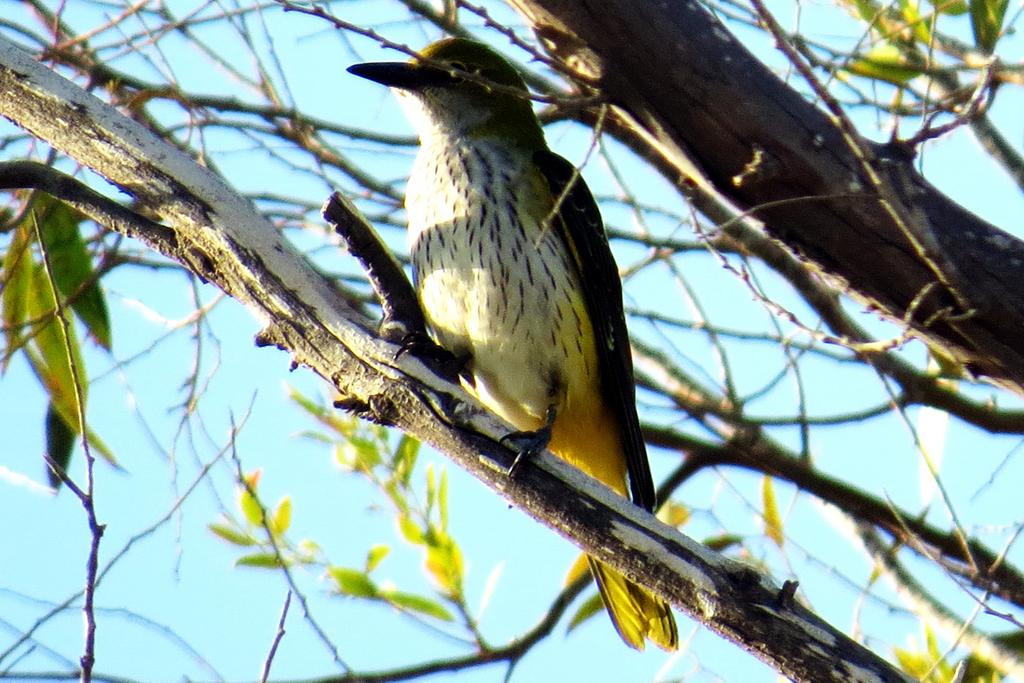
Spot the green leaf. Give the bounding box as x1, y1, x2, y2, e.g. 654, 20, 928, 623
924, 624, 941, 660
83, 426, 119, 469
365, 544, 390, 573
658, 500, 690, 528
209, 522, 257, 547
239, 488, 264, 526
288, 384, 327, 419
894, 629, 958, 682
933, 0, 968, 14
564, 553, 590, 587
398, 514, 424, 545
762, 476, 785, 548
287, 385, 356, 437
923, 625, 955, 679
566, 593, 605, 634
703, 533, 744, 552
845, 0, 882, 23
382, 479, 409, 517
236, 552, 284, 569
329, 566, 378, 598
846, 43, 924, 84
1, 219, 33, 370
438, 469, 449, 531
927, 344, 967, 378
296, 538, 322, 562
334, 442, 353, 468
894, 646, 929, 677
382, 590, 454, 621
270, 496, 292, 536
391, 435, 419, 487
26, 264, 87, 435
959, 654, 1004, 682
898, 0, 932, 43
347, 435, 382, 473
36, 196, 111, 350
425, 540, 464, 597
970, 0, 1008, 52
425, 463, 437, 512
44, 401, 76, 489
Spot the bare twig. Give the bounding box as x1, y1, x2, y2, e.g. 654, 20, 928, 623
33, 213, 102, 683
259, 592, 291, 683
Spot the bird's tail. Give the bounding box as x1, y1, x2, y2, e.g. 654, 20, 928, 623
588, 556, 678, 651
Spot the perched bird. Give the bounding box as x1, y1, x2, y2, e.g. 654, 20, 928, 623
348, 38, 678, 651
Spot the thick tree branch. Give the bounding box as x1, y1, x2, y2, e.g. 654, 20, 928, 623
508, 0, 1024, 395
0, 34, 910, 682
322, 193, 425, 342
0, 161, 176, 249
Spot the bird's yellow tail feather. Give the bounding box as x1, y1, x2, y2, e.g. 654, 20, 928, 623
588, 557, 678, 651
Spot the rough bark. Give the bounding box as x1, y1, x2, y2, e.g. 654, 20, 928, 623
0, 35, 911, 682
510, 0, 1024, 395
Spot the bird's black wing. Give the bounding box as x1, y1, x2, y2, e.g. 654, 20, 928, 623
533, 150, 656, 512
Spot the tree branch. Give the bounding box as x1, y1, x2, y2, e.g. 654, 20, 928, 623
508, 0, 1024, 395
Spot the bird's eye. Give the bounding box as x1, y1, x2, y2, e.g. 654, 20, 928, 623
443, 61, 471, 85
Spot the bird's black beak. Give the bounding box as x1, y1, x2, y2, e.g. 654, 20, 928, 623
348, 62, 456, 90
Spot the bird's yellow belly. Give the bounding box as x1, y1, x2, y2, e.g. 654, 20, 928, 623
415, 252, 625, 492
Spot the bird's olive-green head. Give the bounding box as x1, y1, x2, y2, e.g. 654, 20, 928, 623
348, 38, 545, 150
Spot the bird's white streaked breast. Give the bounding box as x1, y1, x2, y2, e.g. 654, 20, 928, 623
405, 136, 597, 432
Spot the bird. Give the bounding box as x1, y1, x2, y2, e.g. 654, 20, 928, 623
348, 37, 678, 652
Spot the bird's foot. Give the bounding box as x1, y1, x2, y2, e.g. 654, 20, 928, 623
396, 331, 468, 383
500, 407, 556, 477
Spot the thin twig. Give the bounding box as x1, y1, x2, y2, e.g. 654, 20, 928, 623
259, 592, 292, 683
33, 212, 102, 683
